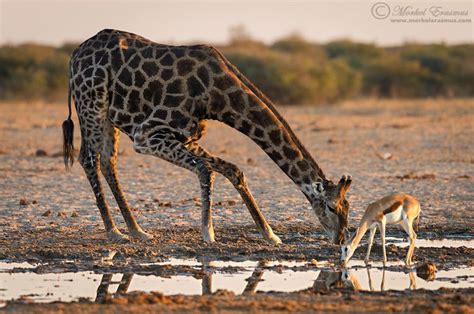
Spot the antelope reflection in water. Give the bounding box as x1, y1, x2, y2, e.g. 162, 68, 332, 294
94, 262, 418, 301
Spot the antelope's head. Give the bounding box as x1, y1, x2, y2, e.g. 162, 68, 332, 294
311, 175, 352, 244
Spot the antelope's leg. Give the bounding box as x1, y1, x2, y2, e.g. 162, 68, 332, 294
379, 220, 387, 266
408, 271, 417, 290
401, 219, 417, 266
365, 227, 377, 264
381, 268, 386, 291
366, 268, 374, 292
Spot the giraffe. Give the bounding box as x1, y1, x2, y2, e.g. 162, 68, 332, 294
62, 29, 352, 245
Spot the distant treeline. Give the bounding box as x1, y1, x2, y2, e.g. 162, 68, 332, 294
0, 35, 473, 104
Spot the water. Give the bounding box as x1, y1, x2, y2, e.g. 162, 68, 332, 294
386, 237, 474, 249
1, 238, 472, 306
0, 259, 472, 306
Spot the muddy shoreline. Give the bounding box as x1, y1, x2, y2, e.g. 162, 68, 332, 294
3, 288, 474, 313
1, 223, 473, 271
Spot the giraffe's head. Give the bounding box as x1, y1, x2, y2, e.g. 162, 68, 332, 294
311, 175, 352, 245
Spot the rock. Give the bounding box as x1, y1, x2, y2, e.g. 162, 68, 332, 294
35, 149, 48, 157
71, 212, 79, 218
19, 198, 30, 206
227, 200, 237, 206
212, 289, 235, 297
416, 261, 437, 281
375, 151, 393, 160
32, 200, 38, 205
42, 209, 52, 217
57, 211, 67, 218
246, 158, 255, 165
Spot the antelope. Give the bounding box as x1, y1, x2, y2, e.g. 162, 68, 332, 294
341, 192, 420, 266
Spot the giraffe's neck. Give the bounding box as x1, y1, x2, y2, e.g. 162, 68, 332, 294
212, 89, 327, 203
210, 50, 328, 203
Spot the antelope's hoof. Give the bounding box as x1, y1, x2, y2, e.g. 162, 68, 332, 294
131, 230, 154, 241
107, 229, 130, 243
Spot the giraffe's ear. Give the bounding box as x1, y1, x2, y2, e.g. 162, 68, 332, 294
338, 174, 352, 196
343, 176, 352, 192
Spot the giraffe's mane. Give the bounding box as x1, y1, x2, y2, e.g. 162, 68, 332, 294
214, 49, 327, 181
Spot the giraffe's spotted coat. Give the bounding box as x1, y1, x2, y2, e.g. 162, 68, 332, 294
68, 29, 352, 245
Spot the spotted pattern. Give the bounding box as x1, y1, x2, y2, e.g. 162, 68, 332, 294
69, 29, 350, 244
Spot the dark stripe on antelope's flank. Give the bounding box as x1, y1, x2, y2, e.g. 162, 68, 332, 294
383, 201, 403, 215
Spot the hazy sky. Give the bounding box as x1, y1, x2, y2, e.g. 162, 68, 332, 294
0, 0, 472, 46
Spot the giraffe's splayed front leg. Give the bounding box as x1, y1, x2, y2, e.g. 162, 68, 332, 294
202, 225, 215, 243
265, 232, 282, 245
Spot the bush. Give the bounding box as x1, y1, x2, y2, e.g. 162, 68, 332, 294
0, 37, 472, 104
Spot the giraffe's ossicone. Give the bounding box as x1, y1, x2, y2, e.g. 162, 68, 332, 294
63, 29, 352, 245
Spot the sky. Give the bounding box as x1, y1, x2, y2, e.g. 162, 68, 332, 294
0, 0, 472, 46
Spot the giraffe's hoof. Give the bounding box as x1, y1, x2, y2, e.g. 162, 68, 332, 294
266, 233, 282, 245
107, 230, 130, 243
202, 230, 216, 243
130, 230, 154, 241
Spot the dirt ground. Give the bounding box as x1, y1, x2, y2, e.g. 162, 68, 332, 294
0, 99, 473, 312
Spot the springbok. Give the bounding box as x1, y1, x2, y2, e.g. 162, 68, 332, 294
341, 192, 420, 266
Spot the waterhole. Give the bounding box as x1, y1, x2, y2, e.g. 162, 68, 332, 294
1, 258, 472, 306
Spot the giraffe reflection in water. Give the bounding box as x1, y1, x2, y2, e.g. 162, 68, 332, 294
94, 262, 418, 301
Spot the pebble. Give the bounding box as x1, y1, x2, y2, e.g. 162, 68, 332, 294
35, 149, 48, 157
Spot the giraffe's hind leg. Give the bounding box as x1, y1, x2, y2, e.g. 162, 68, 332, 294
186, 143, 217, 242
78, 140, 129, 243
133, 128, 216, 243
187, 143, 281, 245
100, 122, 152, 241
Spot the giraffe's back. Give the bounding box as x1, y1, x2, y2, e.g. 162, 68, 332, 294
70, 29, 230, 140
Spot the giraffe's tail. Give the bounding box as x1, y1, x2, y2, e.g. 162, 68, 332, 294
62, 57, 75, 171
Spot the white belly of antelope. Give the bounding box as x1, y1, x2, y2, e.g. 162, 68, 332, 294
384, 206, 404, 224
